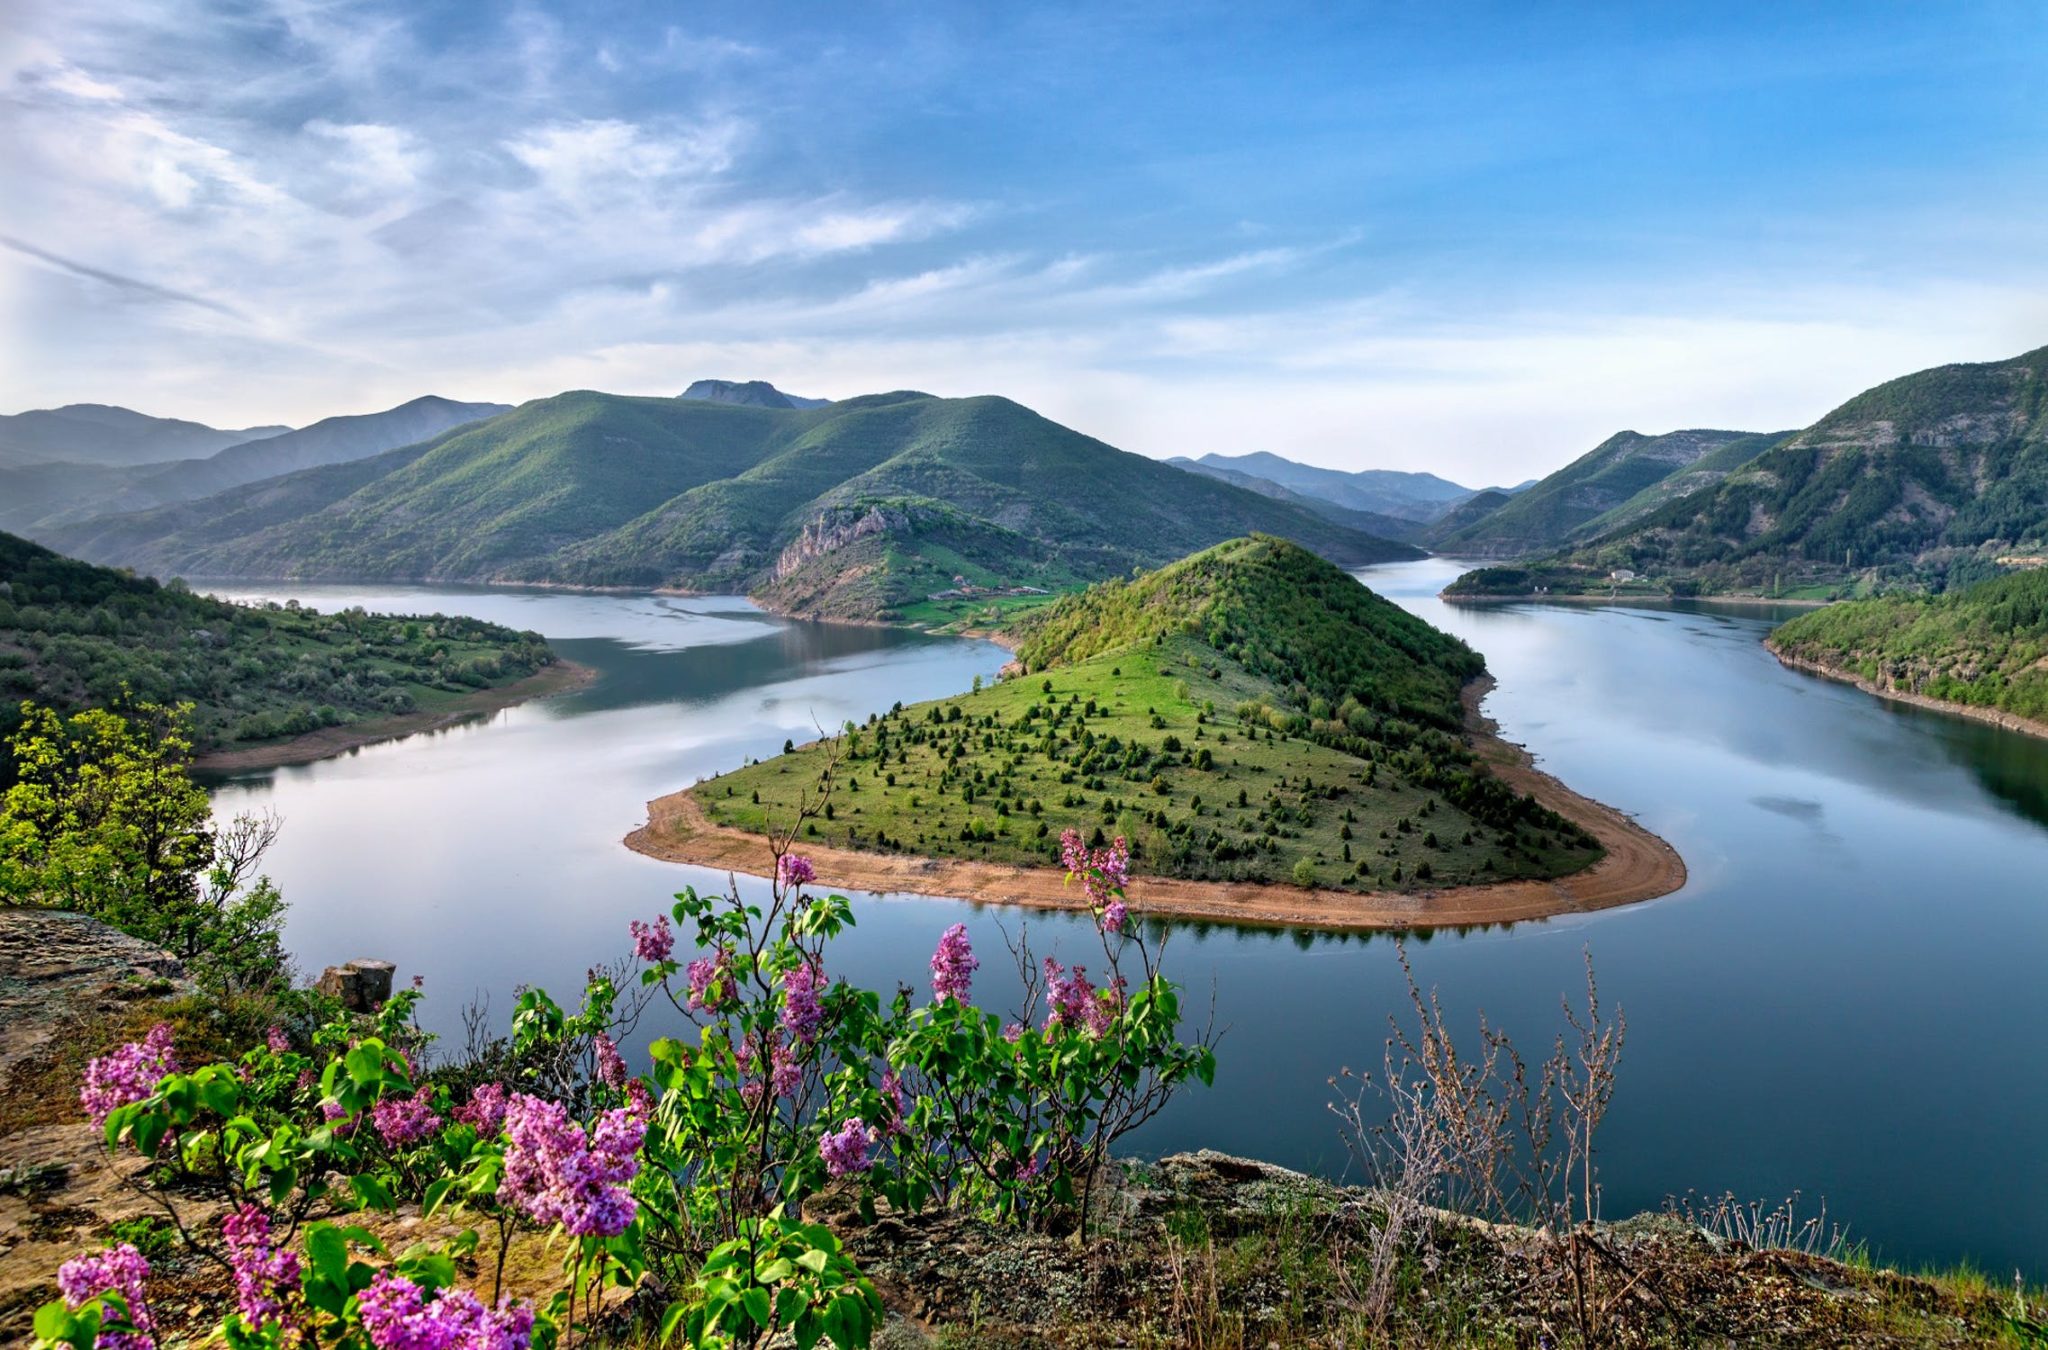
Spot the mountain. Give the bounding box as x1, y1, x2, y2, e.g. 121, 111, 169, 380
1164, 458, 1427, 542
684, 535, 1599, 892
1768, 566, 2048, 728
1, 396, 511, 535
1430, 428, 1762, 558
1448, 344, 2048, 599
680, 379, 830, 409
1421, 489, 1516, 547
0, 530, 556, 765
0, 404, 288, 469
49, 390, 1420, 621
1171, 452, 1478, 522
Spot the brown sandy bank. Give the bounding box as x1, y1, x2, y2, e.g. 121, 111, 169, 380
623, 677, 1687, 933
193, 659, 596, 772
1766, 640, 2048, 743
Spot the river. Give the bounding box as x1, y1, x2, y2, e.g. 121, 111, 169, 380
200, 559, 2048, 1280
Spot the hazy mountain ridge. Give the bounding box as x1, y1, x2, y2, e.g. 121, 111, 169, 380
1171, 452, 1479, 522
0, 404, 288, 470
680, 378, 831, 409
49, 389, 1418, 620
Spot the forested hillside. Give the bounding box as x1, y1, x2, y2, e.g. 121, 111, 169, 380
51, 390, 1417, 621
1769, 566, 2048, 725
0, 531, 556, 765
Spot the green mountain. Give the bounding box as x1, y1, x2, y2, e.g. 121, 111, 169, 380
1448, 344, 2048, 599
1768, 566, 2048, 726
1419, 488, 1514, 547
0, 531, 556, 766
692, 536, 1599, 892
3, 396, 509, 534
0, 404, 288, 470
1171, 452, 1478, 522
1431, 428, 1761, 558
50, 390, 1419, 621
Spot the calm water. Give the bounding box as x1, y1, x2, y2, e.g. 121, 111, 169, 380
203, 564, 2048, 1279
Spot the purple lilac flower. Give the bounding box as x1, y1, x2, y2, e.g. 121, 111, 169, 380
456, 1082, 509, 1135
265, 1026, 291, 1054
684, 951, 735, 1011
357, 1269, 535, 1350
629, 915, 674, 964
777, 853, 816, 890
1043, 959, 1112, 1037
1101, 900, 1129, 934
929, 923, 978, 1004
820, 1118, 879, 1178
780, 961, 826, 1044
320, 1099, 359, 1138
372, 1087, 443, 1148
499, 1093, 645, 1237
57, 1244, 155, 1350
222, 1205, 301, 1331
1001, 1022, 1026, 1043
1060, 830, 1132, 929
769, 1041, 802, 1099
593, 1033, 628, 1090
80, 1024, 178, 1127
879, 1068, 909, 1133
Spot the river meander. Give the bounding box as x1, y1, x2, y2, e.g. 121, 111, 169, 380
201, 559, 2048, 1279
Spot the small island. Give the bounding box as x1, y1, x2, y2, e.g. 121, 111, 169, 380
630, 536, 1686, 929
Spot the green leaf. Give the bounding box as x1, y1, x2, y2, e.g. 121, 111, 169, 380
350, 1172, 394, 1210
307, 1223, 348, 1290
740, 1286, 772, 1329
795, 1248, 829, 1275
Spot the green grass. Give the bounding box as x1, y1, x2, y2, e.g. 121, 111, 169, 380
702, 637, 1595, 891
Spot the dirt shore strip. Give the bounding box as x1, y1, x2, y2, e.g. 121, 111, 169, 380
623, 677, 1687, 933
1767, 640, 2048, 743
193, 659, 596, 773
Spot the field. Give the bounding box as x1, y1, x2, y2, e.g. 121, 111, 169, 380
696, 634, 1600, 893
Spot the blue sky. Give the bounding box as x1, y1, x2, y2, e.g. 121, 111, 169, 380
2, 0, 2044, 482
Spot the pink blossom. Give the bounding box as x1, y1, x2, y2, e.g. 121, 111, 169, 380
265, 1026, 291, 1054
880, 1068, 910, 1133
769, 1042, 802, 1099
684, 951, 736, 1011
777, 853, 816, 889
929, 923, 978, 1003
80, 1024, 178, 1127
222, 1205, 301, 1331
1043, 959, 1113, 1037
820, 1118, 879, 1178
356, 1268, 534, 1350
371, 1087, 443, 1148
57, 1243, 155, 1349
499, 1093, 644, 1237
629, 915, 674, 964
1060, 829, 1132, 930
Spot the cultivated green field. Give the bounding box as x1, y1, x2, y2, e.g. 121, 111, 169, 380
699, 538, 1602, 893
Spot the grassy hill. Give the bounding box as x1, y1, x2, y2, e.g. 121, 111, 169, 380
697, 536, 1599, 893
0, 531, 557, 769
50, 391, 1419, 622
1449, 345, 2048, 599
1768, 566, 2048, 725
1431, 428, 1760, 558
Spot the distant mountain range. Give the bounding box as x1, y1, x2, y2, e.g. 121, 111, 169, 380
0, 404, 288, 469
46, 388, 1419, 621
1449, 343, 2048, 598
680, 379, 831, 409
1169, 452, 1485, 522
0, 396, 510, 534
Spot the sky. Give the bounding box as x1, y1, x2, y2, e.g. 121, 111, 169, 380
2, 1, 2045, 485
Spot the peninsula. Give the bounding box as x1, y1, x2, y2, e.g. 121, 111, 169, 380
629, 536, 1685, 929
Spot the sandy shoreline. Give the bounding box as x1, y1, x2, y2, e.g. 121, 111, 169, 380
623, 676, 1688, 933
193, 659, 596, 772
1766, 641, 2048, 743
